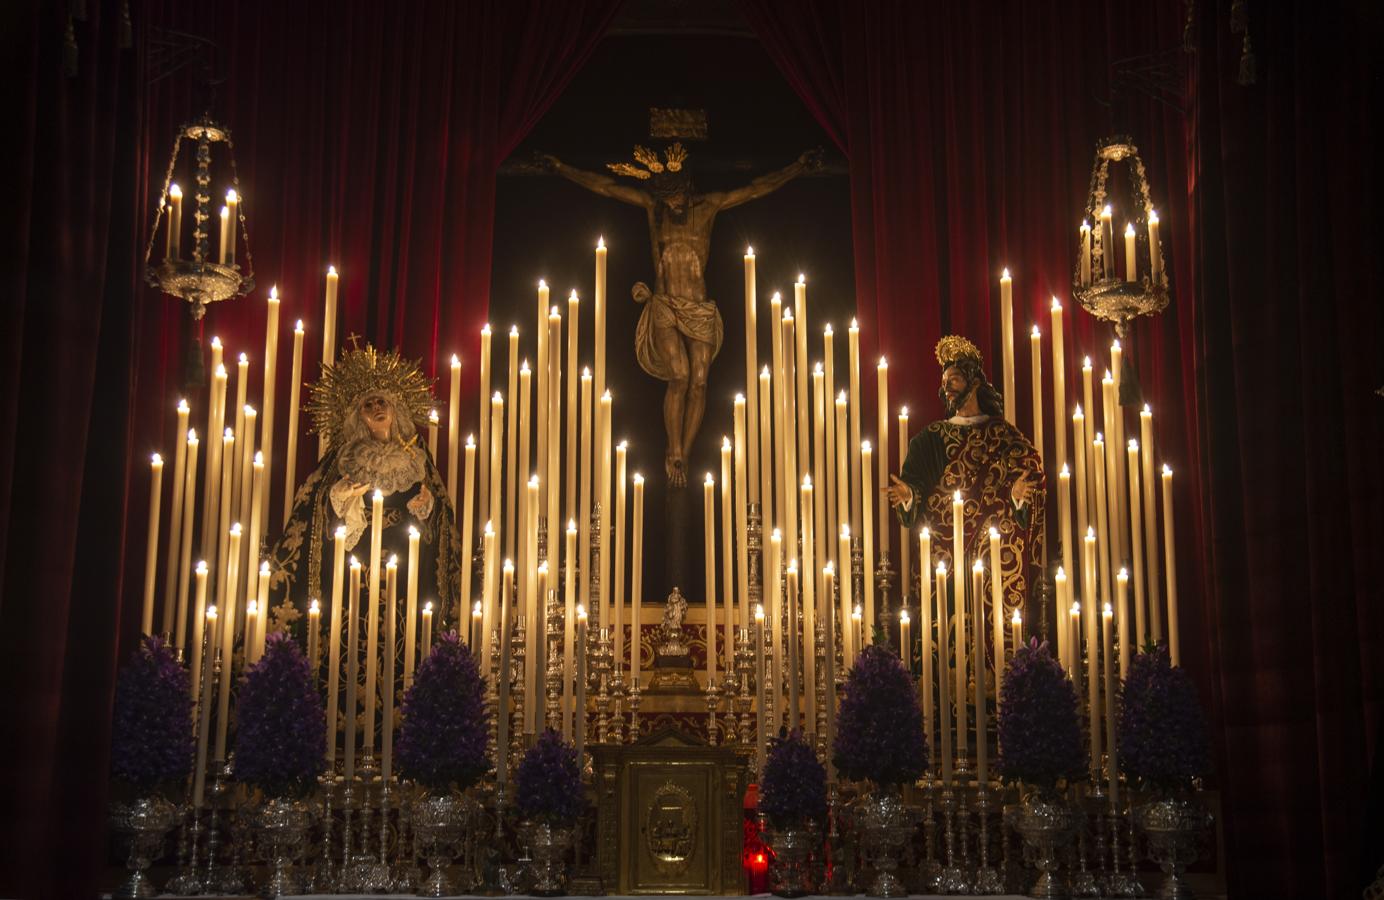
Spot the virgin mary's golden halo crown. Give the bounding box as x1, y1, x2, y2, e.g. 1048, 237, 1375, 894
308, 340, 434, 449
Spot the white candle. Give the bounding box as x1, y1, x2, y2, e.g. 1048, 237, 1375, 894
232, 355, 248, 517
563, 520, 577, 739
488, 394, 504, 574
1117, 567, 1131, 679
449, 354, 462, 507
720, 440, 735, 677
823, 326, 837, 553
224, 190, 238, 266
595, 238, 608, 403
282, 320, 305, 523
900, 606, 911, 671
193, 599, 215, 807
780, 309, 799, 582
1148, 209, 1164, 284
345, 559, 361, 779
755, 604, 767, 767
421, 601, 433, 658
217, 204, 230, 265
404, 526, 420, 688
598, 391, 613, 630
972, 559, 988, 785
1011, 610, 1023, 661
364, 490, 384, 758
167, 183, 182, 260
189, 561, 209, 704
794, 276, 810, 474
1083, 530, 1101, 780
243, 453, 264, 628
321, 266, 339, 456
497, 560, 515, 781
575, 604, 587, 758
214, 523, 243, 761
1073, 407, 1089, 570
1000, 269, 1015, 424
460, 436, 476, 612
1079, 220, 1092, 286
505, 326, 520, 560
744, 249, 760, 503
566, 294, 580, 523
1069, 600, 1082, 689
1030, 326, 1043, 459
759, 366, 774, 540
614, 442, 628, 670
769, 528, 783, 724
800, 476, 816, 731
918, 529, 933, 758
261, 289, 280, 532
578, 370, 593, 619
786, 560, 800, 725
897, 406, 910, 597
326, 527, 346, 764
307, 598, 321, 680
1093, 435, 1112, 624
215, 430, 235, 620
1141, 406, 1161, 640
1125, 222, 1138, 283
936, 562, 953, 785
1100, 205, 1115, 279
989, 526, 1004, 685
175, 431, 199, 652
1058, 463, 1074, 647
201, 359, 226, 566
1162, 465, 1180, 665
478, 325, 493, 525
822, 565, 837, 781
631, 475, 645, 684
1127, 440, 1146, 650
848, 320, 862, 534
951, 490, 966, 758
860, 441, 876, 640
163, 401, 190, 638
733, 397, 751, 631
480, 524, 496, 687
524, 476, 540, 733
254, 560, 270, 663
142, 454, 164, 636
382, 557, 398, 780
548, 307, 563, 575
517, 362, 533, 595
536, 281, 550, 509
1055, 566, 1070, 672
835, 392, 849, 570
876, 357, 890, 565
838, 526, 854, 666
704, 472, 717, 684
814, 367, 828, 595
1103, 602, 1119, 806
1051, 297, 1067, 470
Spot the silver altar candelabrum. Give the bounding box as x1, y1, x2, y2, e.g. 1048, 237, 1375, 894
973, 781, 1006, 894
1104, 799, 1138, 898
546, 577, 564, 733
938, 785, 971, 894
920, 779, 941, 892
734, 627, 755, 745
704, 676, 721, 746
628, 674, 642, 740
593, 627, 615, 745
610, 667, 628, 744
509, 617, 527, 766
875, 549, 895, 630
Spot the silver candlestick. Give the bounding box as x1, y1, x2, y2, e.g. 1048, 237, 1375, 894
939, 786, 971, 894
628, 676, 642, 740
704, 677, 720, 746
973, 782, 1005, 893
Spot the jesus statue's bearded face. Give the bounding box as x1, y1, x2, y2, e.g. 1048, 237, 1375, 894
940, 365, 974, 415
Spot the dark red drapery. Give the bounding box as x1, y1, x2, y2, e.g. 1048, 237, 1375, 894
741, 0, 1382, 896
0, 0, 619, 895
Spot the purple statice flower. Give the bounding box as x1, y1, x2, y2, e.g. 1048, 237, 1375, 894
233, 632, 325, 797
515, 729, 585, 826
759, 729, 827, 827
110, 636, 194, 791
996, 637, 1087, 789
1118, 644, 1210, 792
396, 631, 490, 793
832, 643, 928, 787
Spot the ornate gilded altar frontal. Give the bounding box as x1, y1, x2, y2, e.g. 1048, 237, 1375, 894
592, 727, 749, 895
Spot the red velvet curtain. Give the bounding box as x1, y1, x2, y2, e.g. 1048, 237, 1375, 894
742, 0, 1382, 896
0, 0, 619, 895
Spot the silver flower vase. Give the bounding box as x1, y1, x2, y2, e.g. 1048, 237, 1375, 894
856, 784, 914, 898
109, 795, 180, 899
252, 796, 312, 897
1136, 795, 1213, 900
765, 819, 819, 897
522, 820, 576, 896
1015, 786, 1075, 899
413, 791, 467, 897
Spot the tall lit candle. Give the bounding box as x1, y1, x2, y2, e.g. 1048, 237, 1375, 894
755, 604, 767, 766
1082, 359, 1096, 524
548, 307, 563, 566
448, 354, 462, 507
566, 294, 579, 522
232, 355, 248, 516
1000, 269, 1015, 424
823, 326, 837, 552
721, 441, 736, 680
898, 407, 910, 596
759, 366, 774, 537
425, 410, 438, 468
536, 281, 550, 506
1100, 205, 1114, 279
1055, 566, 1070, 672
505, 326, 520, 560
1102, 371, 1124, 571
1148, 209, 1164, 284
1030, 326, 1044, 460
345, 558, 361, 779
326, 527, 346, 764
822, 566, 837, 781
835, 392, 849, 565
1111, 341, 1128, 562
704, 473, 718, 684
142, 454, 164, 635
224, 190, 238, 266
175, 431, 200, 651
800, 476, 816, 730
1162, 465, 1180, 665
814, 367, 828, 602
214, 523, 243, 762
1051, 298, 1067, 469
261, 289, 280, 532
1072, 407, 1090, 569
307, 597, 320, 681
838, 526, 854, 666
497, 560, 515, 782
201, 360, 226, 565
1058, 463, 1074, 639
575, 604, 588, 759
193, 601, 215, 807
563, 520, 577, 738
1103, 602, 1119, 806
253, 560, 270, 663
786, 560, 800, 725
951, 490, 966, 759
794, 276, 809, 469
238, 407, 256, 581
614, 442, 628, 670
1083, 529, 1102, 780
460, 436, 476, 611
217, 204, 230, 264
421, 601, 433, 658
769, 528, 783, 724
1079, 220, 1091, 286
770, 293, 785, 528
1093, 435, 1112, 618
321, 266, 339, 455
163, 401, 190, 637
478, 325, 493, 525
860, 441, 876, 640
405, 526, 421, 688
848, 320, 862, 534
517, 363, 533, 590
733, 397, 751, 630
364, 490, 384, 759
594, 238, 607, 404
282, 320, 305, 523
578, 370, 593, 618
972, 559, 988, 786
598, 390, 613, 630
1069, 601, 1082, 690
1141, 406, 1161, 639
631, 475, 645, 684
918, 529, 933, 759
1127, 440, 1146, 649
744, 248, 760, 503
480, 524, 496, 687
189, 561, 209, 703
781, 309, 799, 582
989, 526, 1004, 685
1124, 222, 1138, 283
876, 358, 890, 564
243, 452, 264, 627
935, 562, 953, 785
489, 394, 504, 572
1011, 610, 1022, 660
524, 476, 540, 733
215, 430, 235, 617
1116, 567, 1130, 678
167, 183, 182, 260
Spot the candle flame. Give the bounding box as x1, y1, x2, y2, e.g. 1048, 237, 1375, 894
1125, 222, 1136, 236
1102, 204, 1112, 217
207, 605, 217, 619
385, 555, 397, 569
762, 365, 772, 378
451, 354, 460, 367
900, 405, 908, 417
295, 319, 304, 332
633, 473, 644, 485
814, 362, 823, 375
1012, 609, 1022, 625
850, 318, 858, 329
824, 561, 835, 575
953, 489, 962, 502
493, 391, 503, 402
178, 398, 189, 412
824, 323, 833, 335
771, 528, 782, 541
1071, 602, 1081, 615
601, 389, 612, 401
1087, 526, 1096, 539
1143, 403, 1152, 414
1061, 463, 1070, 476
465, 433, 474, 446
1083, 355, 1092, 367
797, 273, 805, 284
230, 522, 242, 536
503, 559, 514, 572
373, 489, 383, 500
309, 598, 320, 614
151, 452, 162, 465
1032, 324, 1041, 338
521, 359, 530, 373
328, 264, 337, 276
852, 606, 862, 620
755, 604, 765, 621
1149, 208, 1159, 224
619, 439, 629, 450
861, 439, 871, 452
538, 278, 547, 289
735, 393, 745, 403
597, 236, 605, 249
900, 609, 910, 624
803, 474, 812, 487
582, 367, 591, 378
335, 525, 347, 539
1112, 339, 1122, 351
921, 527, 930, 538
509, 325, 519, 336
260, 561, 270, 576
783, 308, 793, 321
195, 560, 207, 574
529, 474, 539, 487
473, 601, 483, 616
1103, 370, 1113, 382
408, 525, 419, 538
837, 390, 847, 402
1051, 295, 1062, 310
1129, 438, 1139, 451
937, 562, 947, 575
1094, 433, 1103, 444
973, 558, 984, 573
879, 356, 887, 367
576, 604, 587, 620
186, 429, 197, 443
1073, 404, 1083, 416
1001, 267, 1011, 280
215, 363, 226, 378
482, 323, 491, 334
351, 556, 361, 568
550, 306, 559, 316
787, 559, 797, 573
211, 335, 222, 349
538, 561, 548, 574
170, 183, 182, 198
223, 427, 233, 441
226, 189, 238, 203
424, 601, 433, 613
722, 437, 731, 450
569, 289, 578, 301
1163, 464, 1173, 476
239, 352, 249, 364
771, 291, 781, 303
247, 600, 258, 615
841, 524, 851, 538
1056, 566, 1066, 578
1103, 603, 1113, 617
220, 204, 229, 218
568, 519, 577, 532
429, 409, 439, 422
988, 526, 999, 539
1118, 567, 1129, 580
269, 286, 278, 300
746, 245, 754, 256
1080, 218, 1089, 229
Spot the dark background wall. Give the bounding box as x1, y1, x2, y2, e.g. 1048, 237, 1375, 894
491, 29, 858, 604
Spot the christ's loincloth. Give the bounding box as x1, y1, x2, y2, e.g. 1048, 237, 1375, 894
634, 289, 724, 382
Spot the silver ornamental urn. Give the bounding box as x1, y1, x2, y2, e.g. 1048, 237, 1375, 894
765, 818, 820, 897
1136, 795, 1213, 900
522, 820, 577, 895
855, 784, 915, 897
1014, 787, 1075, 899
109, 795, 181, 899
251, 796, 312, 897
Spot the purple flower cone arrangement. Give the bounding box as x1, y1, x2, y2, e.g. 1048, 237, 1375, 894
233, 631, 325, 797
996, 638, 1087, 789
515, 729, 585, 826
396, 630, 491, 793
831, 643, 928, 787
759, 730, 827, 827
1118, 644, 1210, 792
110, 636, 194, 791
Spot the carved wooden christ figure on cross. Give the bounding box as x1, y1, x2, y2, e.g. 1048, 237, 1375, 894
540, 143, 821, 487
